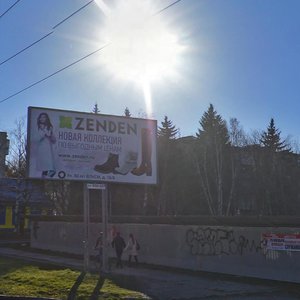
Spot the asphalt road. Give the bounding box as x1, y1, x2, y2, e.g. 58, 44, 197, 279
111, 267, 300, 300
1, 242, 300, 299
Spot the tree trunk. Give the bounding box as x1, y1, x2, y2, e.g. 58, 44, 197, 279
226, 151, 236, 216
192, 148, 215, 215
215, 137, 223, 216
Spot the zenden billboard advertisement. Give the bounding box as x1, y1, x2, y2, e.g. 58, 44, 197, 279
27, 107, 157, 184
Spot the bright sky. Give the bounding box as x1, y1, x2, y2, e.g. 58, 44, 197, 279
1, 0, 300, 144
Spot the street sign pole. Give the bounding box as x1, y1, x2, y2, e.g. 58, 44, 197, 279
86, 182, 108, 273
102, 183, 108, 272
83, 183, 90, 272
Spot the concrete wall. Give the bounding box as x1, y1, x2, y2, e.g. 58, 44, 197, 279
31, 221, 300, 283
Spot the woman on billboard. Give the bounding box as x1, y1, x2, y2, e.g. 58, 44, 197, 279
36, 112, 56, 178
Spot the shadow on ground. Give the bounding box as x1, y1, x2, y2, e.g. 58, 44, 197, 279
67, 271, 106, 300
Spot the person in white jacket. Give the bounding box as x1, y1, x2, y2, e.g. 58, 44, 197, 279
125, 233, 139, 266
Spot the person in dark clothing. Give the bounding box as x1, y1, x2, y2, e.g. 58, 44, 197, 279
111, 231, 126, 268
94, 232, 103, 269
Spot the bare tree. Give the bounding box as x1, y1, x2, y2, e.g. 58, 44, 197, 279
229, 118, 247, 147
247, 129, 263, 145
44, 181, 70, 215
226, 118, 248, 215
288, 137, 300, 154
7, 117, 27, 177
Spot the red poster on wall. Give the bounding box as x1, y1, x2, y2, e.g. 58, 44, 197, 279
262, 233, 300, 251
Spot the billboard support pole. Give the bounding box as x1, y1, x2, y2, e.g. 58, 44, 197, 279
102, 183, 108, 272
83, 183, 90, 272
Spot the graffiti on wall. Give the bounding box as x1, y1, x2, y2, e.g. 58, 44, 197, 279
186, 227, 262, 256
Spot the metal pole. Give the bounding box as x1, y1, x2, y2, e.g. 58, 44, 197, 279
102, 183, 108, 272
83, 183, 90, 272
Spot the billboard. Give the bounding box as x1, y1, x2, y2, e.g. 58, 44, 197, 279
27, 107, 157, 184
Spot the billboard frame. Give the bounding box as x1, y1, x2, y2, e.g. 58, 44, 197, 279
26, 106, 158, 185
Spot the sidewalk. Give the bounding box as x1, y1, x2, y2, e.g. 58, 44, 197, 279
0, 246, 83, 270
0, 246, 299, 299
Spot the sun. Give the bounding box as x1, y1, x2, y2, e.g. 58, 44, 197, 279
95, 0, 183, 115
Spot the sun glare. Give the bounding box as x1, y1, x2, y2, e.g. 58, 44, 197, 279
142, 78, 152, 116
95, 0, 183, 115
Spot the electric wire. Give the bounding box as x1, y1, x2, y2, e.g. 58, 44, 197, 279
0, 0, 94, 66
0, 44, 109, 104
0, 0, 182, 104
0, 0, 21, 18
154, 0, 181, 15
52, 0, 94, 29
0, 32, 54, 66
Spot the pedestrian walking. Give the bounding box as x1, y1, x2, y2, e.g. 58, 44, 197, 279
125, 233, 140, 266
111, 231, 126, 268
94, 231, 103, 269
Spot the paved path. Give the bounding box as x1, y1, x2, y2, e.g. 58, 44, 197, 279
1, 246, 300, 299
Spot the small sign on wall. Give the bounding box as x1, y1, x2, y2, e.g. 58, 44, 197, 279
87, 183, 106, 190
262, 233, 300, 251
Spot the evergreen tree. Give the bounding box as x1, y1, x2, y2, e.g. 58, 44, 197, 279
260, 118, 290, 152
259, 118, 291, 215
195, 104, 230, 216
124, 107, 131, 117
92, 103, 100, 114
156, 116, 179, 214
158, 116, 178, 140
196, 104, 229, 145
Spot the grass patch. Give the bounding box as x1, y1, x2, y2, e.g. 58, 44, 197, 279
0, 257, 148, 299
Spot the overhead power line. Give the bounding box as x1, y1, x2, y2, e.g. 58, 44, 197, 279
0, 32, 54, 66
155, 0, 181, 15
0, 0, 21, 18
0, 44, 109, 104
0, 0, 94, 66
0, 0, 182, 105
52, 0, 94, 29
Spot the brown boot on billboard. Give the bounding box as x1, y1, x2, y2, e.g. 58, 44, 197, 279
131, 128, 152, 176
131, 163, 152, 176
94, 153, 119, 173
